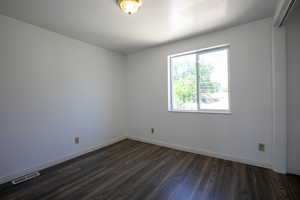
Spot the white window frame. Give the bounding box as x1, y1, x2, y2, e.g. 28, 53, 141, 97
168, 44, 231, 114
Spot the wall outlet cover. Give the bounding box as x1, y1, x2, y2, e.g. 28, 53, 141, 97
258, 143, 265, 152
75, 137, 80, 144
151, 128, 155, 134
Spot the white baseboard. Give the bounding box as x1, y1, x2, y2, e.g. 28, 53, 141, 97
273, 166, 287, 174
0, 136, 126, 184
0, 135, 280, 185
128, 136, 272, 170
288, 169, 300, 176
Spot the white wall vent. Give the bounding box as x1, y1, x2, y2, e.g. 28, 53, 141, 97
274, 0, 297, 27
11, 172, 40, 185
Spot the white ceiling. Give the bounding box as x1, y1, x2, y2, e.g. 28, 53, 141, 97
0, 0, 277, 54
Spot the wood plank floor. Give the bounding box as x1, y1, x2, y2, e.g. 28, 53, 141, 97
0, 139, 300, 200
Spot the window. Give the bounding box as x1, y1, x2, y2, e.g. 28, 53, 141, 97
168, 45, 230, 113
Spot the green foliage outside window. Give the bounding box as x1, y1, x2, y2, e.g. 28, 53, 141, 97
173, 57, 221, 108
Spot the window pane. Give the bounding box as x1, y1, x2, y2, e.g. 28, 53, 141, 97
171, 54, 197, 111
198, 49, 229, 110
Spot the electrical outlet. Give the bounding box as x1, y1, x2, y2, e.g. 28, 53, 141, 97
151, 128, 155, 134
75, 137, 80, 144
258, 143, 265, 152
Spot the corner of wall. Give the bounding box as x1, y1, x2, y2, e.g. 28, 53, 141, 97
271, 25, 288, 174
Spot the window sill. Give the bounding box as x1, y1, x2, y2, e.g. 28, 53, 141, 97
168, 110, 232, 115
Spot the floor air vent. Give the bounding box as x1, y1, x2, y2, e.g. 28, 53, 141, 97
11, 172, 40, 185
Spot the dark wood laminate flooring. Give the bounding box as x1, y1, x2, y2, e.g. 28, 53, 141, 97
0, 139, 299, 200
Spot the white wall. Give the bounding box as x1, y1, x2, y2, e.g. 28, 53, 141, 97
271, 26, 287, 173
286, 7, 300, 175
0, 15, 126, 183
0, 13, 289, 183
126, 18, 274, 168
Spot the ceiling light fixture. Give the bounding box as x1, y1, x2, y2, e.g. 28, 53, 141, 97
118, 0, 142, 15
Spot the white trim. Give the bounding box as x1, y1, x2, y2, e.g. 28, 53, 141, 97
168, 110, 232, 114
168, 44, 230, 58
1, 135, 287, 185
0, 136, 126, 184
273, 0, 297, 27
288, 169, 300, 176
196, 53, 200, 110
128, 136, 272, 170
271, 27, 288, 174
168, 45, 231, 114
